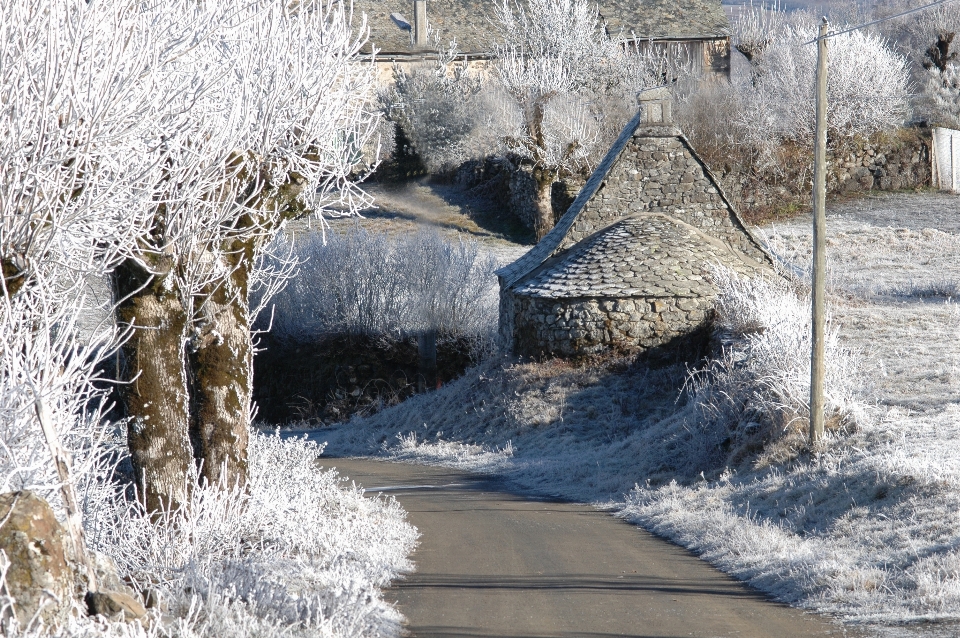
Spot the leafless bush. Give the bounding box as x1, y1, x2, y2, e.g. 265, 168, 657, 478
743, 18, 909, 146
385, 42, 502, 174
686, 268, 863, 467
731, 1, 787, 61
674, 81, 747, 168
874, 0, 960, 72
259, 228, 500, 350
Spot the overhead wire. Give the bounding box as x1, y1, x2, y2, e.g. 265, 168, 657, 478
803, 0, 959, 43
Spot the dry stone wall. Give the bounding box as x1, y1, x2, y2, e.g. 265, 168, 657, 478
830, 135, 929, 193
717, 128, 931, 216
510, 294, 711, 358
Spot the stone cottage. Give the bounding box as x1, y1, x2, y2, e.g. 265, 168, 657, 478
497, 91, 773, 358
355, 0, 732, 81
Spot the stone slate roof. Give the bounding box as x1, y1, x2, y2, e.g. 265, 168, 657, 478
356, 0, 729, 55
513, 213, 762, 299
497, 111, 771, 290
497, 110, 645, 288
601, 0, 730, 40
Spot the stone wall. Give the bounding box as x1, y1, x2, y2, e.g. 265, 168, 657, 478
829, 133, 929, 193
716, 128, 931, 217
509, 293, 713, 358
558, 128, 769, 264
455, 157, 587, 233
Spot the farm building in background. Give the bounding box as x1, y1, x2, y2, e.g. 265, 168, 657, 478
357, 0, 732, 80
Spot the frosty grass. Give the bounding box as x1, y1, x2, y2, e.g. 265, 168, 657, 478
315, 193, 960, 633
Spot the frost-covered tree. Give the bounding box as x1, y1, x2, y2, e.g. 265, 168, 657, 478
922, 62, 960, 127
899, 2, 960, 72
0, 0, 158, 494
731, 1, 787, 62
493, 0, 675, 240
108, 0, 378, 510
0, 0, 172, 582
2, 0, 378, 513
737, 14, 910, 146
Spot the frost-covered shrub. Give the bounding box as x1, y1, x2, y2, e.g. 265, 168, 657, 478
676, 5, 912, 210
921, 64, 960, 128
261, 228, 499, 348
718, 6, 911, 151
385, 45, 501, 174
878, 0, 960, 73
105, 432, 414, 636
687, 268, 863, 465
0, 431, 415, 638
741, 18, 910, 145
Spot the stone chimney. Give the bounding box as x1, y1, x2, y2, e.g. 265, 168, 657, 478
413, 0, 428, 49
637, 86, 672, 126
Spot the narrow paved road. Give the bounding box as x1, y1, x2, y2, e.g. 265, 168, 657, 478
322, 457, 857, 638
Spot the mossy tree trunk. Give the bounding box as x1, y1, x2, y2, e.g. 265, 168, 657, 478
527, 96, 555, 242
113, 257, 193, 512
189, 244, 253, 489
533, 166, 557, 241
187, 171, 307, 489
114, 169, 308, 506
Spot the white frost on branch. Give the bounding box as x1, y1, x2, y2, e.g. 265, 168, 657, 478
736, 15, 910, 145
1, 0, 407, 634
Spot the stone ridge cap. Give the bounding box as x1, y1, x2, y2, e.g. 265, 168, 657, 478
496, 108, 645, 288
513, 212, 767, 296
675, 133, 777, 270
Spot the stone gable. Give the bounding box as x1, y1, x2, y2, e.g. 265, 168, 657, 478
497, 107, 775, 358
559, 131, 769, 263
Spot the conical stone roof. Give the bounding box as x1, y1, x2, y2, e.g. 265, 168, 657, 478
513, 213, 766, 300
497, 112, 773, 292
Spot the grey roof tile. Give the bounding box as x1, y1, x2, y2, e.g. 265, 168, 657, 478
513, 213, 764, 299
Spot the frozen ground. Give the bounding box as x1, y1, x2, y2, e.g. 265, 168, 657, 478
311, 191, 960, 635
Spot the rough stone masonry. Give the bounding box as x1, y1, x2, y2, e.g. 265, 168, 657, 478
497, 94, 772, 358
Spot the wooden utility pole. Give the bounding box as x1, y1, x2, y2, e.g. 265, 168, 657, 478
810, 18, 828, 444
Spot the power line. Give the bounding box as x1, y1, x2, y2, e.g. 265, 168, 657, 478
803, 0, 960, 44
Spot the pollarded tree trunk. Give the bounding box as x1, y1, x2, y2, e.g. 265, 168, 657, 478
527, 95, 560, 242
113, 258, 193, 512
189, 248, 253, 489
533, 167, 557, 241
187, 173, 306, 489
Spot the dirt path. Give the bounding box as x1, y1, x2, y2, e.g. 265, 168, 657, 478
324, 457, 855, 638
288, 177, 531, 246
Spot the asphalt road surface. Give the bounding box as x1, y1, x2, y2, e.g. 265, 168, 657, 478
322, 457, 858, 638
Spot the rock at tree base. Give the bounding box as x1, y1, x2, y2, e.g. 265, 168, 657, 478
0, 491, 75, 629
85, 590, 146, 622
86, 552, 148, 621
